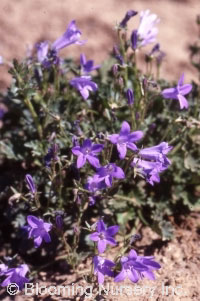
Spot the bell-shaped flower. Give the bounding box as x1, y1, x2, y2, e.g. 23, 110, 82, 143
132, 158, 167, 186
137, 10, 160, 47
108, 121, 143, 159
139, 142, 173, 167
72, 139, 103, 169
96, 163, 125, 187
26, 215, 52, 248
85, 174, 106, 205
70, 76, 98, 100
80, 53, 100, 74
114, 250, 147, 283
162, 73, 192, 109
89, 219, 119, 253
115, 249, 160, 283
93, 256, 115, 284
52, 20, 85, 51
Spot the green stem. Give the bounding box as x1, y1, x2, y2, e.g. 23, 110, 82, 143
24, 98, 43, 139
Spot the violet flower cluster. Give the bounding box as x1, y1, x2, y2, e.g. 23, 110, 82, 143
89, 220, 161, 284
71, 120, 173, 204
115, 249, 161, 283
36, 20, 99, 100
132, 142, 173, 185
90, 219, 118, 284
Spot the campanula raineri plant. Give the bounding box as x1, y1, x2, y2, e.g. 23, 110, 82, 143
0, 9, 199, 293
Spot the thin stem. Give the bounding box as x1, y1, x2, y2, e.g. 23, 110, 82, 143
24, 98, 43, 139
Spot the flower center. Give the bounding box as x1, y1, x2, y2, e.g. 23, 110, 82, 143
84, 147, 90, 154
118, 135, 127, 144
99, 232, 105, 240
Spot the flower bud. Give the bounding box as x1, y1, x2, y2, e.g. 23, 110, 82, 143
126, 88, 134, 105
25, 174, 36, 195
119, 10, 138, 28
131, 30, 138, 50
112, 64, 118, 77
56, 215, 63, 230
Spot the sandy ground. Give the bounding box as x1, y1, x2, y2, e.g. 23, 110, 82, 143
0, 0, 199, 89
0, 212, 200, 301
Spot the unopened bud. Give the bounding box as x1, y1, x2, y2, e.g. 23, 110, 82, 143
126, 88, 134, 105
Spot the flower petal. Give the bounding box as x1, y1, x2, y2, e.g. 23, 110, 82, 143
72, 146, 81, 156
27, 216, 40, 228
97, 271, 104, 284
114, 269, 126, 282
89, 232, 100, 242
77, 154, 86, 168
162, 87, 177, 99
113, 166, 125, 179
91, 144, 104, 153
108, 134, 119, 144
127, 269, 139, 283
97, 220, 106, 232
179, 84, 192, 95
87, 155, 100, 168
98, 239, 107, 253
43, 232, 51, 243
177, 94, 188, 109
126, 142, 138, 151
34, 236, 42, 248
106, 225, 119, 236
129, 131, 144, 142
120, 121, 130, 135
117, 143, 127, 159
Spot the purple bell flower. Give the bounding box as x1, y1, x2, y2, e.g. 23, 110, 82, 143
72, 139, 104, 169
89, 220, 119, 253
108, 121, 143, 159
132, 158, 166, 185
137, 255, 161, 280
137, 10, 160, 47
52, 20, 85, 51
139, 142, 173, 166
162, 73, 192, 109
70, 76, 98, 100
36, 20, 85, 67
93, 256, 115, 284
80, 53, 100, 74
1, 264, 29, 290
26, 216, 52, 248
85, 174, 106, 205
95, 163, 125, 187
114, 249, 160, 283
132, 142, 172, 185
